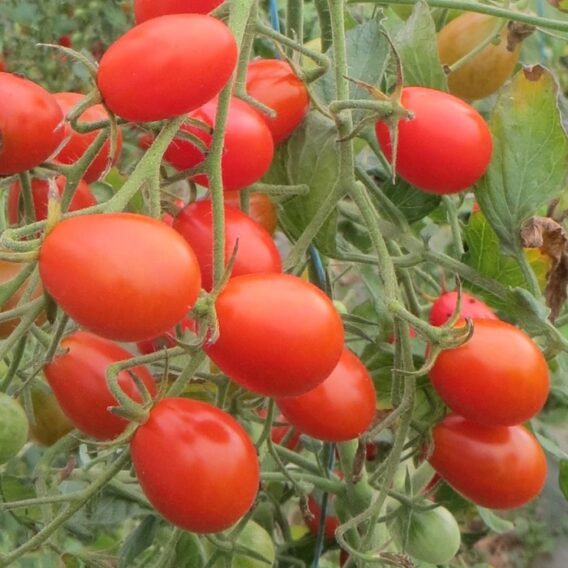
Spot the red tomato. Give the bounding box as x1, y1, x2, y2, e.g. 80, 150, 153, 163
131, 397, 259, 532
246, 59, 309, 144
430, 319, 549, 426
276, 348, 376, 442
0, 73, 65, 175
173, 200, 282, 291
224, 191, 278, 235
375, 87, 492, 194
57, 35, 72, 48
39, 213, 202, 342
53, 92, 124, 183
205, 273, 344, 397
258, 409, 301, 450
136, 317, 195, 355
164, 97, 274, 191
429, 414, 547, 509
134, 0, 223, 23
429, 290, 498, 326
97, 15, 237, 122
8, 176, 96, 224
306, 493, 339, 540
44, 331, 156, 440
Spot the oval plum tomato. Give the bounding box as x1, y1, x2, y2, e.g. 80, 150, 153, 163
375, 87, 492, 194
438, 13, 521, 101
173, 200, 282, 291
131, 397, 259, 532
430, 319, 549, 426
28, 383, 74, 446
8, 176, 96, 225
44, 331, 156, 440
0, 73, 64, 175
0, 393, 29, 464
205, 273, 344, 397
224, 192, 278, 235
134, 0, 224, 23
429, 414, 547, 509
53, 92, 124, 183
276, 348, 376, 442
97, 15, 237, 122
39, 213, 202, 342
429, 290, 498, 326
245, 59, 309, 144
164, 97, 274, 191
306, 493, 339, 540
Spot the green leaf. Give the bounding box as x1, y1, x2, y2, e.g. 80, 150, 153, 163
476, 66, 568, 253
477, 507, 515, 534
382, 178, 441, 224
533, 425, 568, 461
118, 516, 161, 568
559, 460, 568, 502
174, 533, 205, 568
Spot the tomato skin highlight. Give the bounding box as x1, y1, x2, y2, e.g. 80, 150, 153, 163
0, 72, 65, 175
44, 331, 156, 440
173, 200, 282, 291
246, 59, 309, 144
276, 348, 376, 442
375, 87, 492, 194
134, 0, 223, 22
205, 273, 344, 397
131, 398, 260, 533
429, 414, 547, 509
97, 15, 237, 122
430, 319, 549, 426
429, 290, 498, 326
39, 213, 202, 342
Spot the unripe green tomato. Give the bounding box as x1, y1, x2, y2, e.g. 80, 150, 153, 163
302, 37, 322, 71
0, 393, 29, 464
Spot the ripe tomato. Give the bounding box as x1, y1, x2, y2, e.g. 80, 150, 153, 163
430, 319, 549, 426
8, 176, 96, 225
438, 13, 520, 101
306, 493, 339, 540
429, 290, 498, 326
173, 200, 282, 291
53, 92, 124, 183
164, 97, 274, 191
28, 383, 74, 446
0, 73, 65, 175
44, 331, 156, 440
224, 191, 278, 235
246, 59, 309, 144
276, 348, 376, 442
131, 398, 259, 532
429, 414, 547, 509
0, 393, 29, 464
97, 15, 237, 122
134, 0, 223, 23
39, 213, 202, 342
375, 87, 492, 194
205, 273, 344, 397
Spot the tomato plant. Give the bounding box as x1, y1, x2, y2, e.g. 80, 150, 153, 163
375, 87, 493, 194
44, 331, 156, 440
0, 393, 29, 464
38, 213, 202, 341
136, 317, 195, 355
430, 319, 549, 426
131, 397, 259, 533
97, 15, 237, 122
429, 414, 547, 509
0, 72, 64, 175
429, 290, 498, 326
173, 200, 282, 291
134, 0, 224, 23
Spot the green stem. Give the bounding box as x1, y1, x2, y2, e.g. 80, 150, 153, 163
314, 0, 333, 52
261, 472, 343, 494
514, 246, 541, 298
442, 195, 465, 259
286, 0, 304, 50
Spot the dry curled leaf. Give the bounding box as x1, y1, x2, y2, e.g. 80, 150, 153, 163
506, 21, 535, 52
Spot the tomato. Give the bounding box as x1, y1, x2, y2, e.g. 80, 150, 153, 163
275, 348, 376, 442
136, 317, 195, 355
205, 273, 344, 397
134, 0, 224, 23
430, 319, 549, 426
246, 59, 309, 144
97, 15, 237, 122
0, 72, 65, 175
57, 35, 72, 48
53, 92, 124, 183
173, 200, 282, 291
131, 398, 259, 532
8, 176, 96, 224
0, 55, 6, 72
39, 213, 202, 342
429, 414, 547, 509
375, 87, 492, 194
429, 290, 498, 326
306, 493, 339, 540
0, 393, 29, 464
258, 409, 301, 450
28, 383, 74, 446
164, 97, 274, 191
438, 13, 520, 101
44, 331, 156, 440
224, 192, 278, 235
